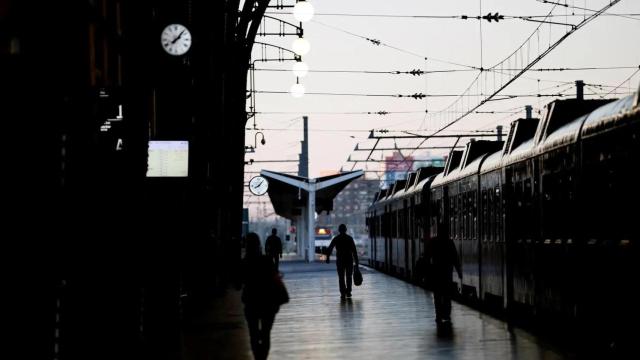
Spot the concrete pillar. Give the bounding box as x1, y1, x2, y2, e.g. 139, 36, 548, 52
297, 212, 306, 260
307, 180, 316, 262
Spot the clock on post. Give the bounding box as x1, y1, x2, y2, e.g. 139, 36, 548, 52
161, 23, 192, 56
249, 176, 269, 196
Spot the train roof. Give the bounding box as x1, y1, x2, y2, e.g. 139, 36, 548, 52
534, 98, 613, 146
430, 172, 445, 189
498, 117, 540, 167
581, 94, 637, 139
390, 179, 408, 201
438, 140, 503, 184
405, 167, 444, 199
405, 172, 417, 192
444, 150, 464, 176
538, 113, 585, 153
504, 118, 539, 156
455, 155, 485, 180
502, 138, 535, 166
371, 191, 380, 204
480, 149, 504, 174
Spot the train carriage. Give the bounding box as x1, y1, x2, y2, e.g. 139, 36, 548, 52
531, 98, 613, 318
450, 140, 503, 298
499, 117, 539, 311
404, 167, 443, 282
478, 148, 505, 308
576, 92, 640, 340
389, 179, 408, 275
429, 151, 464, 291
367, 85, 640, 349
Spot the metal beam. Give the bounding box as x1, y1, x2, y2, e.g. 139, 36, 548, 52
368, 132, 498, 139
354, 146, 463, 151
314, 170, 364, 191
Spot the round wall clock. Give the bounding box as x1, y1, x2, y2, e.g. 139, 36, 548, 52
161, 24, 192, 56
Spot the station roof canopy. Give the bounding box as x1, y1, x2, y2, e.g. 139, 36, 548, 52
259, 170, 364, 220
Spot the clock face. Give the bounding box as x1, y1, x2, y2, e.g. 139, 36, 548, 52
161, 24, 192, 56
249, 176, 269, 196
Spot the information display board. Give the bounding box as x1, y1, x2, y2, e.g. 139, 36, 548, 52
146, 141, 189, 177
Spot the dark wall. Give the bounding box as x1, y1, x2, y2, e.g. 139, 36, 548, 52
1, 1, 237, 358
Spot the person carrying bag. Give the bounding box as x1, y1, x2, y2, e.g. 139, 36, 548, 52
325, 224, 360, 298
269, 271, 289, 306
240, 232, 288, 360
353, 265, 363, 286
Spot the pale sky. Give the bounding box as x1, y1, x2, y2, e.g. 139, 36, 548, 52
244, 0, 640, 210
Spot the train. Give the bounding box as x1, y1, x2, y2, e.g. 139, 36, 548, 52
366, 85, 640, 347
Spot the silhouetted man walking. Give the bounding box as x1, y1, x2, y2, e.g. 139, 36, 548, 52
325, 224, 359, 299
265, 228, 283, 271
426, 236, 462, 326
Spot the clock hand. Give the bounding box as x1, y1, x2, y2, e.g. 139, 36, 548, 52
171, 30, 185, 44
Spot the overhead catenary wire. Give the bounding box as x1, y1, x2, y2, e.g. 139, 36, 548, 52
353, 0, 621, 170
599, 68, 640, 99
266, 11, 640, 20
536, 0, 640, 22
299, 15, 631, 91
311, 20, 479, 70
252, 90, 578, 98
252, 65, 637, 75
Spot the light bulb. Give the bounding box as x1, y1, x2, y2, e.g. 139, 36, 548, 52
293, 1, 314, 22
292, 37, 310, 56
290, 83, 305, 98
292, 62, 309, 78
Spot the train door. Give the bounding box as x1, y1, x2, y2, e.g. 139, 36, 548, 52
404, 199, 410, 277
442, 186, 450, 246
371, 210, 376, 266
384, 205, 389, 272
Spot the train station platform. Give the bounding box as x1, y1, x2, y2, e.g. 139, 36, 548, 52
188, 260, 574, 360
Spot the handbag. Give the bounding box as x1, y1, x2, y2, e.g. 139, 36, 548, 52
270, 272, 289, 306
353, 265, 363, 286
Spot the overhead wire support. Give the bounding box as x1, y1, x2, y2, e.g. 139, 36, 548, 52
424, 0, 621, 144
517, 17, 576, 28
536, 0, 640, 22
257, 15, 304, 37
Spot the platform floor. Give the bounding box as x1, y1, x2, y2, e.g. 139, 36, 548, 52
194, 260, 574, 360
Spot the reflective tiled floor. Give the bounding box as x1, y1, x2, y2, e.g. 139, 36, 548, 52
268, 261, 570, 360
191, 260, 576, 360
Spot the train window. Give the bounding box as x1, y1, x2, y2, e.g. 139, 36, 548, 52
457, 194, 463, 240
450, 197, 454, 239
482, 190, 488, 242
392, 210, 397, 238
494, 186, 504, 242
488, 190, 494, 242
541, 173, 558, 242
515, 180, 524, 241
471, 192, 475, 240
466, 192, 471, 240
462, 193, 467, 240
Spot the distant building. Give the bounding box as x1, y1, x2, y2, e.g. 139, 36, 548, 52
316, 178, 380, 242
381, 151, 447, 188
383, 151, 413, 188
